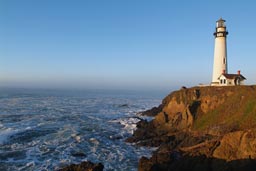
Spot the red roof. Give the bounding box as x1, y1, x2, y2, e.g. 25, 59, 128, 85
220, 74, 246, 80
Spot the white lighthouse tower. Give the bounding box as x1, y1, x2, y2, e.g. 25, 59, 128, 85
211, 18, 228, 85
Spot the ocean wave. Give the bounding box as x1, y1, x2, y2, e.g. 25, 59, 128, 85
0, 127, 20, 145
0, 89, 161, 170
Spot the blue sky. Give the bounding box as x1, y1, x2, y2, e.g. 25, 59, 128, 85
1, 0, 256, 91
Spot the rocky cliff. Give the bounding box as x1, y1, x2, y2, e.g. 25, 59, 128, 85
127, 85, 256, 171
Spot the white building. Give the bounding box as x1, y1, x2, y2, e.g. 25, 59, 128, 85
218, 70, 246, 86
211, 18, 246, 86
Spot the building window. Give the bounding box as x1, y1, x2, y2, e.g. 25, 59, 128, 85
235, 77, 241, 85
220, 79, 223, 84
224, 79, 226, 84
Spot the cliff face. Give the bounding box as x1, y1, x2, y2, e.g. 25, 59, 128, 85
127, 85, 256, 171
154, 86, 256, 133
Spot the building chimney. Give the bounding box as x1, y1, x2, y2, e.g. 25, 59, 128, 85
237, 70, 241, 75
222, 70, 226, 74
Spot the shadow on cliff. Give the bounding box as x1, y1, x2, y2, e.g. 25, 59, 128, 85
139, 154, 256, 171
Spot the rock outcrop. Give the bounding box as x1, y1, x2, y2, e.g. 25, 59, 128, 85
213, 129, 256, 160
128, 85, 256, 171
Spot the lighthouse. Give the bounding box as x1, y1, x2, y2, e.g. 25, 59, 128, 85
211, 18, 228, 85
210, 18, 246, 86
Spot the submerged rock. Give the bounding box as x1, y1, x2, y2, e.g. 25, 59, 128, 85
59, 161, 104, 171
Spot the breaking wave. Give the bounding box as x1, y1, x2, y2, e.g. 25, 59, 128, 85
0, 89, 161, 171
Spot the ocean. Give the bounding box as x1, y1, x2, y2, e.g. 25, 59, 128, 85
0, 88, 163, 171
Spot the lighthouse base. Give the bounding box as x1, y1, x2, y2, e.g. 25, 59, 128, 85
211, 82, 220, 86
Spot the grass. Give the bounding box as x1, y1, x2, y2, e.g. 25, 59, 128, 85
193, 110, 220, 130
192, 86, 256, 131
239, 99, 256, 128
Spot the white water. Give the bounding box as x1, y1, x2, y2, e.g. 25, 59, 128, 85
0, 88, 161, 171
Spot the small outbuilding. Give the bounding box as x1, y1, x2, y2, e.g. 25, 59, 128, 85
218, 70, 246, 86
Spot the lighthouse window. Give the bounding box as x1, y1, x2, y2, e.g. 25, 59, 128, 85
223, 58, 226, 64
217, 33, 223, 37
217, 21, 225, 27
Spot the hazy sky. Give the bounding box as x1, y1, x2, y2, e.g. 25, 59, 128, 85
1, 0, 256, 91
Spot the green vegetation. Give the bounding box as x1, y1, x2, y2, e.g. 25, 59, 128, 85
192, 86, 256, 132
193, 110, 219, 130
245, 100, 256, 115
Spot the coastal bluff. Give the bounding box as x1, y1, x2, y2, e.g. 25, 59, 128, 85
127, 85, 256, 171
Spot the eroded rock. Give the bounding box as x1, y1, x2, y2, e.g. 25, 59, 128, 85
130, 86, 256, 171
